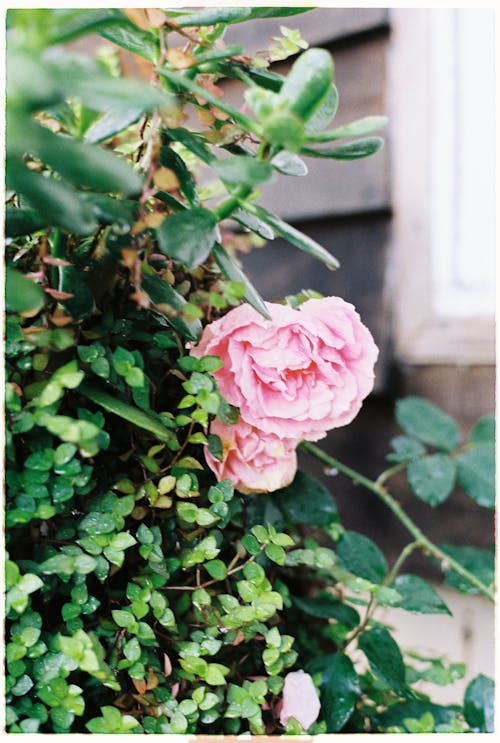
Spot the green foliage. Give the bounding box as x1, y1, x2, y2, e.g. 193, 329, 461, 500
4, 7, 493, 736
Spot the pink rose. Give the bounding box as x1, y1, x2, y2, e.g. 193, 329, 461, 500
191, 297, 378, 441
205, 417, 297, 494
279, 670, 321, 731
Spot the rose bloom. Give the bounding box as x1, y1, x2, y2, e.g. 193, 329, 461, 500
206, 417, 297, 494
191, 297, 378, 441
279, 670, 321, 731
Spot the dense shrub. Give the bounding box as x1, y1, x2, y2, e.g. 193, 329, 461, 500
5, 8, 494, 734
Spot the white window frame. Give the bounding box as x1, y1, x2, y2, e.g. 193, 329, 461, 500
388, 8, 495, 365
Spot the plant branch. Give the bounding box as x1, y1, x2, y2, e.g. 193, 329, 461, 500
300, 441, 495, 602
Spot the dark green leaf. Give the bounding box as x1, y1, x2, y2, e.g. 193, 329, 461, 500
211, 242, 271, 319
231, 207, 275, 240
407, 455, 456, 507
373, 701, 459, 732
5, 206, 48, 237
470, 415, 495, 444
80, 193, 137, 227
464, 674, 494, 732
164, 127, 214, 164
78, 383, 176, 443
19, 120, 142, 195
249, 204, 339, 269
141, 273, 202, 341
5, 268, 45, 316
46, 8, 128, 45
293, 595, 359, 629
174, 7, 311, 27
387, 435, 426, 463
274, 470, 337, 526
392, 575, 451, 615
157, 207, 219, 268
337, 531, 388, 584
321, 654, 361, 732
6, 159, 97, 235
85, 106, 145, 144
301, 137, 384, 160
207, 434, 223, 462
358, 626, 407, 695
438, 544, 495, 595
213, 155, 272, 186
58, 266, 96, 321
98, 20, 158, 61
395, 396, 461, 452
270, 151, 308, 176
160, 146, 199, 206
456, 444, 495, 508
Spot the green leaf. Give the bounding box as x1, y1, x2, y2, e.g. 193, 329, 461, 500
265, 543, 286, 565
85, 105, 145, 144
358, 626, 407, 696
274, 470, 337, 526
213, 155, 272, 186
211, 242, 270, 319
310, 115, 388, 142
141, 274, 202, 342
45, 8, 129, 45
5, 206, 48, 237
78, 383, 175, 443
164, 127, 214, 164
395, 396, 461, 452
374, 701, 459, 732
321, 654, 361, 732
231, 206, 275, 240
18, 120, 143, 195
470, 415, 495, 444
302, 137, 384, 160
293, 595, 359, 629
438, 544, 495, 595
249, 204, 339, 269
464, 674, 494, 733
157, 207, 219, 269
6, 159, 97, 235
337, 531, 388, 584
304, 85, 339, 135
57, 265, 96, 321
80, 193, 137, 227
407, 454, 456, 507
279, 48, 334, 122
98, 19, 158, 61
387, 435, 426, 463
174, 7, 311, 27
456, 444, 495, 508
392, 575, 451, 615
5, 267, 45, 316
270, 150, 308, 177
160, 145, 199, 206
204, 559, 227, 581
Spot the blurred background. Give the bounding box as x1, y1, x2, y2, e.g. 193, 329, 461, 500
222, 7, 496, 702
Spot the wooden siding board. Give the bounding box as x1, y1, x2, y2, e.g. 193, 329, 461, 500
224, 7, 390, 55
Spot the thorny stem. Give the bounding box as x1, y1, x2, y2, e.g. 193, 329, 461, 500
300, 441, 495, 602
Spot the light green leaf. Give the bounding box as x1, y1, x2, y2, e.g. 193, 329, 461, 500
213, 155, 272, 186
407, 455, 456, 507
456, 444, 495, 508
5, 267, 45, 316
